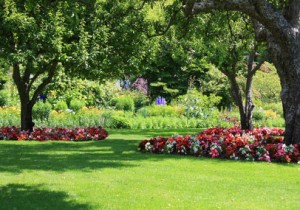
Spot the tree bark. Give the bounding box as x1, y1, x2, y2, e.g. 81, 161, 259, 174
227, 74, 248, 130
20, 99, 34, 132
268, 37, 300, 145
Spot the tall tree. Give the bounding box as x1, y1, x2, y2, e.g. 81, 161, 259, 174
143, 35, 207, 101
0, 0, 150, 131
197, 12, 265, 130
181, 0, 300, 144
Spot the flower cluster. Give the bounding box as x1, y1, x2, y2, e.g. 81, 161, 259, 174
155, 96, 167, 105
0, 126, 108, 141
138, 127, 299, 163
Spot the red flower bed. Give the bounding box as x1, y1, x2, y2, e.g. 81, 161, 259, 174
0, 126, 108, 141
139, 127, 300, 163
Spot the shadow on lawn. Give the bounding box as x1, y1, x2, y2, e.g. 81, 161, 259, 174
0, 134, 182, 173
0, 184, 91, 210
0, 130, 296, 173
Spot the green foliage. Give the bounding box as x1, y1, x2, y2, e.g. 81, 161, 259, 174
252, 107, 266, 121
101, 111, 132, 129
0, 0, 154, 128
0, 90, 9, 106
53, 100, 68, 112
112, 96, 135, 112
252, 63, 281, 103
143, 36, 206, 101
0, 106, 20, 126
45, 107, 102, 128
69, 99, 85, 112
46, 71, 122, 108
33, 101, 52, 122
137, 105, 183, 117
200, 66, 231, 109
261, 102, 283, 117
126, 90, 150, 110
0, 58, 9, 90
177, 89, 221, 118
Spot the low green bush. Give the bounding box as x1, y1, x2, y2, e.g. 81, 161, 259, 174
262, 102, 283, 117
0, 106, 20, 126
54, 100, 68, 112
33, 101, 52, 121
112, 96, 135, 112
177, 89, 221, 119
70, 99, 85, 112
0, 90, 9, 106
101, 110, 133, 129
252, 107, 266, 121
123, 90, 150, 110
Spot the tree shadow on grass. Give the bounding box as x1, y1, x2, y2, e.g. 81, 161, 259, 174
0, 130, 296, 173
0, 184, 91, 210
0, 135, 179, 173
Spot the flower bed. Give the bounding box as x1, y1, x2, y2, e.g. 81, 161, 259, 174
139, 127, 300, 163
0, 126, 108, 141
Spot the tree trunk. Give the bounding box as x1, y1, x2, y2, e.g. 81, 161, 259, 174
269, 39, 300, 144
12, 62, 57, 132
227, 74, 251, 130
20, 99, 34, 132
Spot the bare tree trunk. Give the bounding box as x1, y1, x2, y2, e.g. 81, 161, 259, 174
20, 99, 34, 132
269, 38, 300, 144
227, 74, 249, 130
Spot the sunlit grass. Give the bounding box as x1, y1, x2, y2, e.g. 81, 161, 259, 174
0, 129, 299, 209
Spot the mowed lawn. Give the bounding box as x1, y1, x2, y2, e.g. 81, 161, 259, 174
0, 129, 299, 210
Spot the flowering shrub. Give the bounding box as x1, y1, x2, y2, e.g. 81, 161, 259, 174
139, 127, 300, 163
0, 126, 108, 141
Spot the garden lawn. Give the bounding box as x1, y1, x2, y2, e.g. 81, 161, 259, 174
0, 129, 299, 210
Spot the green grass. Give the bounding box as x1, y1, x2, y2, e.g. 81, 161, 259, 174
0, 128, 299, 210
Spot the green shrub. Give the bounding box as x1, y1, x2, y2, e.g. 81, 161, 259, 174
124, 90, 150, 110
76, 107, 102, 127
54, 100, 68, 112
107, 115, 131, 129
43, 107, 102, 128
112, 96, 135, 112
252, 107, 265, 121
33, 101, 52, 121
70, 99, 85, 112
0, 90, 9, 106
101, 110, 133, 129
0, 106, 20, 126
252, 64, 281, 103
262, 103, 283, 117
177, 89, 221, 118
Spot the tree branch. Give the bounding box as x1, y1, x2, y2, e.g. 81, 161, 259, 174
283, 0, 300, 29
12, 64, 23, 92
183, 0, 293, 45
28, 69, 45, 91
147, 9, 180, 38
252, 19, 268, 42
30, 61, 58, 105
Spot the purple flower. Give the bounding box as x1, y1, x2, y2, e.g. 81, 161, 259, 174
155, 96, 166, 105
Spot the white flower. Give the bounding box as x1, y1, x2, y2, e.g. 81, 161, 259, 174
145, 142, 152, 151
